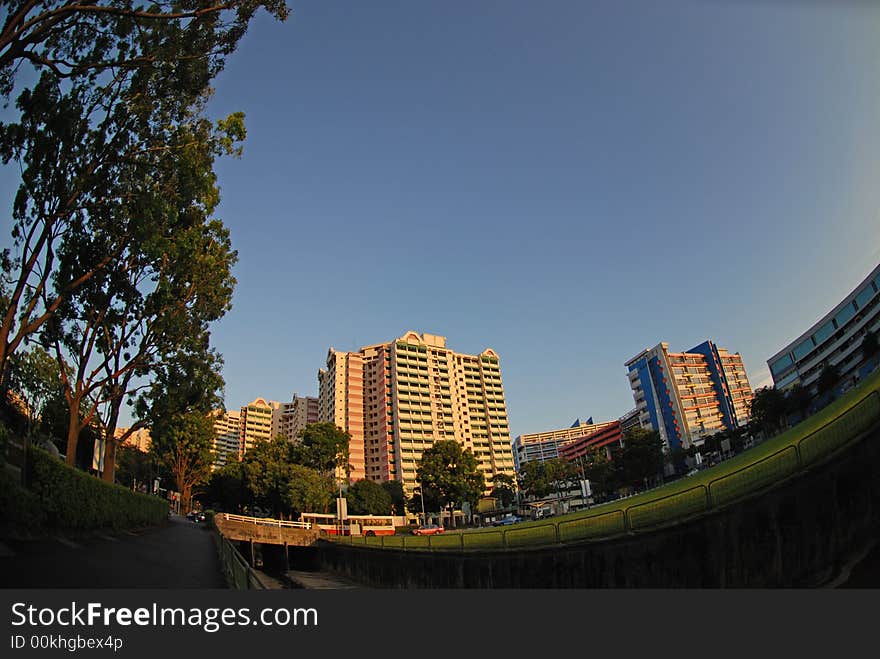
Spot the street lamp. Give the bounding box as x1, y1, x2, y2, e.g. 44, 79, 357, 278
414, 485, 427, 527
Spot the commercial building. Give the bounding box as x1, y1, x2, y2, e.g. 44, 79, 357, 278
318, 331, 516, 494
767, 263, 880, 395
625, 340, 753, 451
557, 421, 624, 462
513, 419, 619, 469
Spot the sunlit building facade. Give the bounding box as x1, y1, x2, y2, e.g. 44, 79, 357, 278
319, 331, 516, 495
626, 340, 753, 450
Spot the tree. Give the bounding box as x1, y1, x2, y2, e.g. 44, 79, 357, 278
115, 444, 155, 492
150, 410, 213, 514
381, 480, 407, 516
612, 427, 664, 490
293, 422, 351, 479
41, 105, 240, 475
406, 485, 443, 518
287, 465, 335, 518
415, 440, 484, 527
749, 386, 787, 437
0, 1, 289, 385
518, 460, 553, 500
143, 344, 224, 512
581, 447, 615, 498
784, 383, 812, 422
816, 363, 841, 398
6, 344, 59, 436
242, 434, 295, 518
490, 473, 516, 508
346, 479, 393, 516
201, 460, 250, 513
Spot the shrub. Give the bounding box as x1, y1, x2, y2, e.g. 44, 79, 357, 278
25, 446, 168, 531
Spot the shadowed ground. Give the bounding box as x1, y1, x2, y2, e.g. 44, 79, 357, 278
0, 514, 225, 588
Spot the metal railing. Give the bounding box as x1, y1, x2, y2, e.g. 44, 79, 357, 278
327, 383, 880, 553
221, 513, 311, 529
216, 532, 266, 590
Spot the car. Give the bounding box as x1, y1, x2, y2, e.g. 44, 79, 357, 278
492, 515, 522, 526
412, 524, 445, 536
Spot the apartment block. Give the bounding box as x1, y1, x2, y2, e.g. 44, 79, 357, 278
626, 340, 753, 451
114, 427, 151, 453
318, 331, 516, 495
285, 394, 320, 441
238, 398, 274, 459
211, 409, 241, 469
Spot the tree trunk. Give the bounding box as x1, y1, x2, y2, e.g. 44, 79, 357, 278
65, 398, 83, 467
101, 440, 117, 483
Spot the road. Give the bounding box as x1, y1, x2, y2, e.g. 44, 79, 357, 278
0, 514, 226, 588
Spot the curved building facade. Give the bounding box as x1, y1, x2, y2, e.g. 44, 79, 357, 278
768, 263, 880, 393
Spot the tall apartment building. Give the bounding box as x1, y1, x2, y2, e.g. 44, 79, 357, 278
318, 331, 516, 495
768, 263, 880, 395
626, 340, 753, 451
285, 394, 320, 441
114, 427, 151, 453
211, 409, 241, 469
238, 398, 274, 459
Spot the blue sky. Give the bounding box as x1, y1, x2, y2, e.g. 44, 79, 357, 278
200, 0, 880, 438
5, 1, 880, 438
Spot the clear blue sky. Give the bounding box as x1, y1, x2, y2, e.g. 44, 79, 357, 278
201, 0, 880, 438
6, 1, 880, 438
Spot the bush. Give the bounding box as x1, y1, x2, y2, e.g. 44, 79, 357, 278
25, 446, 168, 531
0, 466, 46, 535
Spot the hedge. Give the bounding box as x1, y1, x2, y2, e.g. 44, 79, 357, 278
22, 446, 168, 532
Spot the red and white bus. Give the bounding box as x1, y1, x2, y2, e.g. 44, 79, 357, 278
299, 513, 407, 536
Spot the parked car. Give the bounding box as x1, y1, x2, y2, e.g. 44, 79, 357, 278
492, 515, 522, 526
412, 524, 445, 536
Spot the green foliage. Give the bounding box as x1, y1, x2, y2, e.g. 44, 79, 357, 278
381, 480, 407, 516
490, 473, 516, 508
294, 422, 351, 478
201, 461, 250, 513
243, 435, 296, 517
749, 386, 788, 436
580, 447, 616, 496
518, 458, 577, 500
115, 445, 155, 492
784, 383, 812, 420
288, 464, 335, 517
612, 427, 665, 488
346, 479, 393, 516
406, 485, 443, 516
6, 346, 60, 436
150, 411, 214, 514
415, 440, 484, 514
817, 363, 841, 397
0, 464, 46, 534
24, 446, 167, 531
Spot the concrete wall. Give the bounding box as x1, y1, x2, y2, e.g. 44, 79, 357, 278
313, 424, 880, 587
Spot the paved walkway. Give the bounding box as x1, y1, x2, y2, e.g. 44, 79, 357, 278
0, 514, 225, 588
286, 570, 362, 589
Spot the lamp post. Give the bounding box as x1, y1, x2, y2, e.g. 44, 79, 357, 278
415, 485, 427, 527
